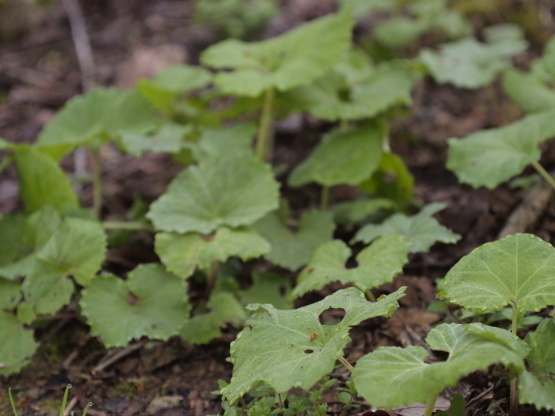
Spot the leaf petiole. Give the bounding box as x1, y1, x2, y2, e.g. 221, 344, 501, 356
8, 387, 18, 416
256, 88, 275, 161
338, 355, 354, 372
531, 160, 555, 191
423, 393, 438, 416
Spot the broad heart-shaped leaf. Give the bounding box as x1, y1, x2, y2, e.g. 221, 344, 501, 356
333, 198, 396, 225
503, 69, 555, 113
147, 153, 279, 234
353, 203, 460, 253
201, 9, 353, 96
14, 147, 79, 214
0, 311, 38, 376
440, 234, 555, 313
181, 291, 247, 345
192, 122, 257, 162
519, 319, 555, 410
292, 235, 409, 298
288, 123, 384, 188
155, 227, 270, 279
221, 287, 406, 404
420, 25, 527, 89
352, 323, 526, 409
447, 109, 555, 189
254, 208, 335, 271
80, 264, 189, 348
36, 88, 157, 160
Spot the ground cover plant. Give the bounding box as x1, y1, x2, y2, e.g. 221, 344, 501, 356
2, 1, 555, 415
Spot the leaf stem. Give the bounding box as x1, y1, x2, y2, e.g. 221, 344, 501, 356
423, 393, 438, 416
8, 388, 18, 416
338, 355, 354, 372
321, 186, 330, 211
91, 149, 102, 220
531, 160, 555, 191
82, 402, 92, 416
102, 221, 153, 231
365, 290, 376, 302
256, 88, 275, 162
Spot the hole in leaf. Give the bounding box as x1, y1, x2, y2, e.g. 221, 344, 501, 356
303, 349, 314, 354
126, 292, 140, 306
318, 308, 346, 326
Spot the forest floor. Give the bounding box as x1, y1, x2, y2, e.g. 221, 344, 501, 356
1, 1, 555, 415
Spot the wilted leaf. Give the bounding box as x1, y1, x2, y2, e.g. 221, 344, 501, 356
221, 287, 406, 403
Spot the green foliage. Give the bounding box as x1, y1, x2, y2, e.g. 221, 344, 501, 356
201, 10, 353, 96
440, 233, 555, 313
0, 311, 38, 376
155, 227, 270, 279
147, 153, 279, 233
519, 319, 555, 410
353, 203, 460, 253
36, 88, 157, 159
421, 24, 527, 88
14, 147, 79, 214
292, 235, 409, 298
447, 109, 555, 189
254, 206, 335, 271
289, 123, 385, 188
194, 0, 277, 39
80, 264, 190, 348
221, 287, 406, 404
352, 323, 526, 409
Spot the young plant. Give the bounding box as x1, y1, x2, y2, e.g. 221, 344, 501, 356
7, 384, 93, 416
440, 233, 555, 413
200, 9, 353, 160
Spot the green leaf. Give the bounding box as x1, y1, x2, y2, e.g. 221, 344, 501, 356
221, 287, 406, 404
333, 198, 396, 225
36, 88, 157, 159
138, 65, 212, 111
286, 62, 418, 122
254, 208, 335, 271
353, 203, 460, 253
80, 264, 190, 348
14, 147, 79, 214
181, 291, 247, 345
155, 227, 270, 279
352, 323, 525, 409
0, 214, 31, 271
22, 273, 74, 316
519, 319, 555, 410
503, 69, 555, 113
31, 218, 106, 286
440, 233, 555, 313
119, 123, 193, 157
420, 25, 527, 89
0, 278, 21, 310
241, 273, 292, 310
359, 152, 414, 210
201, 10, 353, 96
147, 153, 279, 233
193, 123, 257, 161
447, 109, 555, 189
289, 124, 384, 188
339, 0, 394, 19
0, 311, 38, 375
292, 235, 409, 298
462, 323, 530, 357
